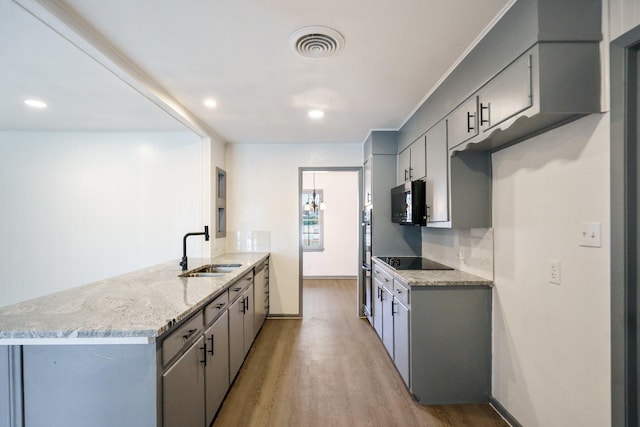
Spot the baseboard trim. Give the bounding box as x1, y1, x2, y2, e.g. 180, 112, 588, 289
489, 397, 522, 427
302, 276, 357, 280
266, 314, 302, 319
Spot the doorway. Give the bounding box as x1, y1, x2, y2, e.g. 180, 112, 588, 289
611, 24, 640, 427
298, 167, 362, 317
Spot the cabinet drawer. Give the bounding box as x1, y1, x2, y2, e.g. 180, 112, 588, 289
393, 281, 410, 306
204, 291, 229, 326
373, 263, 393, 288
228, 271, 253, 302
162, 311, 203, 366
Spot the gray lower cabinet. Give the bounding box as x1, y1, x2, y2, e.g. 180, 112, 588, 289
204, 311, 229, 425
243, 284, 255, 356
163, 336, 206, 427
410, 286, 491, 404
393, 297, 410, 387
229, 293, 245, 382
381, 285, 394, 357
372, 261, 491, 404
229, 282, 254, 382
254, 258, 269, 334
373, 264, 393, 342
372, 279, 383, 338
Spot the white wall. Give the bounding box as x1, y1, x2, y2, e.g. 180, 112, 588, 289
491, 114, 611, 427
226, 143, 362, 315
610, 0, 640, 40
302, 171, 359, 278
0, 130, 206, 307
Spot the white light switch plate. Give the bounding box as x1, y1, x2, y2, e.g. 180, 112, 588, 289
579, 222, 601, 247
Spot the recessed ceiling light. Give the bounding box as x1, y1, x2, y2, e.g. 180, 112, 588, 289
24, 99, 47, 109
308, 110, 324, 119
203, 98, 217, 108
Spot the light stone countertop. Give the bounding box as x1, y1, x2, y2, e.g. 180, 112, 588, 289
372, 257, 493, 287
0, 253, 268, 345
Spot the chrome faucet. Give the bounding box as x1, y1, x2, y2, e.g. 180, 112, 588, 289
180, 226, 210, 271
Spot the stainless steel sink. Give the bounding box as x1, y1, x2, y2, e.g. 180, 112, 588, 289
179, 263, 242, 278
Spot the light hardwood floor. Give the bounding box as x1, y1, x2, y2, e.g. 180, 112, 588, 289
213, 279, 509, 427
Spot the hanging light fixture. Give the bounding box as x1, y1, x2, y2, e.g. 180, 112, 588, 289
304, 173, 327, 212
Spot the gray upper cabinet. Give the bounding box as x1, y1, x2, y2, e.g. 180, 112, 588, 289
397, 0, 601, 155
363, 158, 372, 206
449, 42, 600, 153
397, 138, 426, 185
397, 147, 411, 184
410, 138, 426, 182
477, 52, 532, 134
364, 130, 421, 257
447, 96, 478, 151
425, 121, 449, 223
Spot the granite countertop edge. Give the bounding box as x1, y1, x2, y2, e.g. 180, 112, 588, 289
0, 252, 269, 343
372, 256, 493, 287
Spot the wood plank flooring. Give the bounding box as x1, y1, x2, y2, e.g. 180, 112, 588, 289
213, 279, 509, 427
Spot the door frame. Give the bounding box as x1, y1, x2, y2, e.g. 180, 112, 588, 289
298, 167, 363, 317
611, 23, 640, 427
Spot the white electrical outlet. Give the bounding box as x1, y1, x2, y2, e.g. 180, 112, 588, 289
579, 222, 601, 247
549, 261, 561, 285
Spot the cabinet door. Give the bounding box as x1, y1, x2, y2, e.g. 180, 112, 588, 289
478, 53, 532, 132
243, 284, 255, 356
381, 286, 394, 357
393, 300, 410, 387
228, 296, 245, 382
205, 312, 229, 425
397, 148, 411, 185
425, 120, 449, 223
162, 337, 206, 427
410, 137, 426, 181
373, 279, 383, 339
447, 96, 478, 150
254, 268, 267, 333
364, 158, 372, 205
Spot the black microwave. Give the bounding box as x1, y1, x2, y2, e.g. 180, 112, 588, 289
391, 180, 427, 226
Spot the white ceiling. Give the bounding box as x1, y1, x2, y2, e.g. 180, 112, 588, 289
2, 0, 512, 143
0, 1, 186, 131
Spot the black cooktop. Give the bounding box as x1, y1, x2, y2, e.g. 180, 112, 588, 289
378, 256, 454, 271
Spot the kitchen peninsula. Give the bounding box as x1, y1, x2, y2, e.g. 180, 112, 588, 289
0, 252, 269, 427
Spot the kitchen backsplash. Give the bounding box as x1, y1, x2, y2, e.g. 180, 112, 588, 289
421, 228, 494, 280
226, 230, 271, 253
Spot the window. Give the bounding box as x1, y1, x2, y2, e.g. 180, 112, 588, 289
301, 189, 324, 251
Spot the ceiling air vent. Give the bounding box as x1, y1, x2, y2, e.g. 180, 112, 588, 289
289, 26, 345, 59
